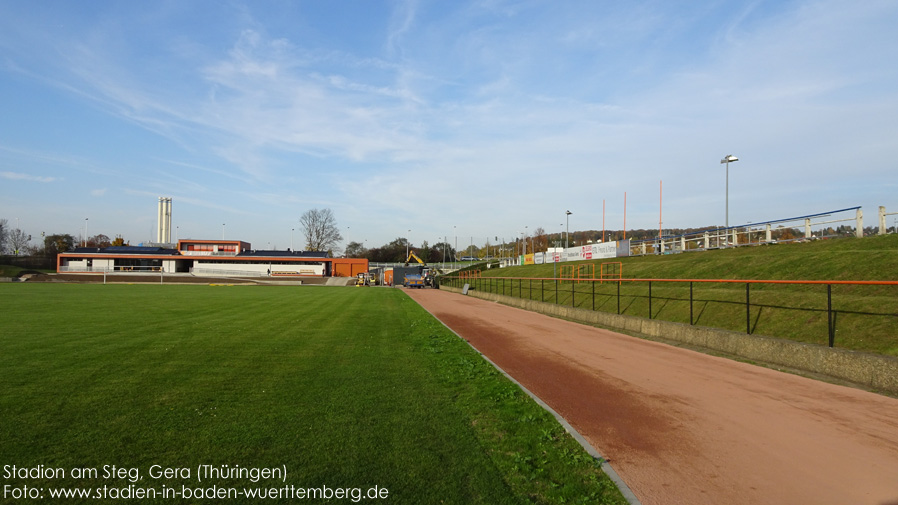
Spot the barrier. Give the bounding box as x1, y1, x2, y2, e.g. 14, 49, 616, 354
444, 275, 898, 350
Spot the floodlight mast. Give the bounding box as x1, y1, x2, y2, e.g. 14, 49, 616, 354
720, 155, 739, 228
565, 210, 572, 249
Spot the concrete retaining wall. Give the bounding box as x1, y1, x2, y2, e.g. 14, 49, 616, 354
440, 285, 898, 395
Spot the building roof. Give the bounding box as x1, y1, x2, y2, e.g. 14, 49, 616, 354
70, 246, 179, 255
237, 249, 330, 258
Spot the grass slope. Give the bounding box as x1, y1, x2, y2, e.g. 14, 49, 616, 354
0, 284, 625, 505
468, 235, 898, 356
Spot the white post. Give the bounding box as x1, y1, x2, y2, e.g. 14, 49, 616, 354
879, 206, 886, 235
805, 218, 812, 238
703, 232, 709, 249
765, 224, 772, 242
856, 208, 864, 238
680, 236, 686, 251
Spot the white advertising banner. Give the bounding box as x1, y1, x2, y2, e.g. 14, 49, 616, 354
534, 252, 545, 264
560, 241, 620, 261
591, 242, 618, 259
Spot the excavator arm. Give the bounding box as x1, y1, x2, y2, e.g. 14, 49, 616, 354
404, 251, 426, 266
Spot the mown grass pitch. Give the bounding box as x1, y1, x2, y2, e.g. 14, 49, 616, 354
0, 284, 626, 505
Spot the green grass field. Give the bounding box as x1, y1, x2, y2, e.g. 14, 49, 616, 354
0, 284, 626, 505
458, 234, 898, 356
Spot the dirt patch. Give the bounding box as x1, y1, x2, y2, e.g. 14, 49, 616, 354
407, 289, 898, 505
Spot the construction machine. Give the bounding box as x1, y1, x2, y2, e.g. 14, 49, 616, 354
404, 251, 425, 266
402, 250, 437, 287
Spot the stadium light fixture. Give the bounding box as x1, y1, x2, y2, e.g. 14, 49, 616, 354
720, 155, 739, 227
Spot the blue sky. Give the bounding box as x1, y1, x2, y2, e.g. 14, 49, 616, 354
1, 0, 896, 251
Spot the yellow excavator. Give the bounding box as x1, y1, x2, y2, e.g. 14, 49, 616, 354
404, 251, 425, 266
404, 251, 436, 287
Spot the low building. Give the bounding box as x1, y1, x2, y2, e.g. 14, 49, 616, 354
57, 239, 368, 278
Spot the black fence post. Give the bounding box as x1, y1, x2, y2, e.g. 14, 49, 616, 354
746, 283, 751, 334
592, 280, 595, 311
541, 279, 544, 302
690, 281, 694, 325
648, 281, 652, 319
617, 281, 621, 314
828, 284, 835, 347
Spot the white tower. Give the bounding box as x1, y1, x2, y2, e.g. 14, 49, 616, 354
157, 197, 172, 244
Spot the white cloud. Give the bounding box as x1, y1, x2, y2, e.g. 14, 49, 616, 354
1, 171, 58, 183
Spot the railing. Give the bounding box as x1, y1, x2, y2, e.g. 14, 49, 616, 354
444, 275, 898, 350
630, 207, 864, 256
190, 268, 265, 277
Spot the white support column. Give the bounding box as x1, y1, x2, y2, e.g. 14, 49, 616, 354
765, 224, 772, 242
879, 206, 886, 235
805, 218, 812, 238
856, 208, 864, 238
703, 232, 709, 249
165, 198, 172, 243
680, 236, 686, 251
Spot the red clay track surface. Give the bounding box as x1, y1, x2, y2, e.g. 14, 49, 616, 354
405, 289, 898, 505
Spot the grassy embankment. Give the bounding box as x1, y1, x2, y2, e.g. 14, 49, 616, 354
462, 234, 898, 356
0, 284, 626, 505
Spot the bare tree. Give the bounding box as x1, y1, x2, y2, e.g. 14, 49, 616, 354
0, 218, 7, 254
299, 208, 343, 253
8, 228, 30, 255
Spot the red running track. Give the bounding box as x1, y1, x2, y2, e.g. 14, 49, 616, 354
406, 289, 898, 505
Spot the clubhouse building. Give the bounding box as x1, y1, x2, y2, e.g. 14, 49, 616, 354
57, 239, 368, 278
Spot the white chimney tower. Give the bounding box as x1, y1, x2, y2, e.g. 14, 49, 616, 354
157, 197, 172, 244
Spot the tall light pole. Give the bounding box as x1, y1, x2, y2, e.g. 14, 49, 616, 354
524, 225, 528, 255
565, 210, 572, 249
720, 155, 738, 228
406, 229, 411, 259
454, 226, 457, 262
84, 217, 88, 247
222, 223, 225, 240
291, 228, 294, 251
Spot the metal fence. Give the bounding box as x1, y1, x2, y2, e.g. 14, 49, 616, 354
443, 275, 898, 349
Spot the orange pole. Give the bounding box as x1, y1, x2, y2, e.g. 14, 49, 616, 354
623, 192, 627, 240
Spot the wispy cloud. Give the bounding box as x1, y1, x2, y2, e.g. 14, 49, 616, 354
1, 171, 58, 183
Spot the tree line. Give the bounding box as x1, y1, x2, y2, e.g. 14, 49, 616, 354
0, 218, 130, 259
